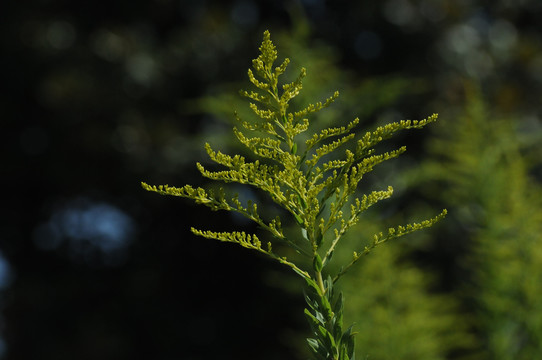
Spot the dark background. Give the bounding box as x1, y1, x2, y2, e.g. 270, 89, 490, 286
2, 0, 541, 359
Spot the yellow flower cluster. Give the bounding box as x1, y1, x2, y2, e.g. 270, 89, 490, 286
142, 30, 445, 285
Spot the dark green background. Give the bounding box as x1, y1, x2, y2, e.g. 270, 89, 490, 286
2, 0, 541, 359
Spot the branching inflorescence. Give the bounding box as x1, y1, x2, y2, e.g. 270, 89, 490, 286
142, 31, 446, 360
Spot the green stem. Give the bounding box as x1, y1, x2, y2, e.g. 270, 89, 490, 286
316, 270, 326, 295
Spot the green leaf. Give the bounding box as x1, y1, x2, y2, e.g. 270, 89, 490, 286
324, 275, 335, 298
322, 329, 338, 355
304, 308, 324, 333
307, 338, 328, 360
333, 292, 345, 337
339, 346, 350, 360
318, 324, 329, 339
341, 325, 356, 359
313, 253, 323, 272
294, 212, 304, 226
323, 249, 333, 266
304, 276, 321, 296
320, 295, 333, 320
301, 228, 309, 241
333, 292, 344, 315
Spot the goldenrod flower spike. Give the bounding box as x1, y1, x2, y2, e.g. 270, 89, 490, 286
143, 30, 445, 360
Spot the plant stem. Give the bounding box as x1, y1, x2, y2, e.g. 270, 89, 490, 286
316, 270, 326, 295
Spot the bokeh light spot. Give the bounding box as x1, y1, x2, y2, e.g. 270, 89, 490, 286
0, 251, 13, 290
45, 21, 76, 50
489, 20, 518, 52
384, 0, 418, 27
448, 24, 481, 54
33, 198, 136, 266
126, 53, 159, 85
90, 29, 127, 62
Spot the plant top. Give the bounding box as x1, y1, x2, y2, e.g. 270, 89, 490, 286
142, 30, 446, 360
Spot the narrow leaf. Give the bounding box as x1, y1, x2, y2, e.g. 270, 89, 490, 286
313, 253, 323, 272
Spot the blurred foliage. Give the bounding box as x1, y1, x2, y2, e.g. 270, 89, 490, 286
340, 238, 474, 360
411, 84, 542, 359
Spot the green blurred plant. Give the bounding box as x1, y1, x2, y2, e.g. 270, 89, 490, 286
142, 31, 445, 359
414, 84, 542, 359
337, 217, 474, 360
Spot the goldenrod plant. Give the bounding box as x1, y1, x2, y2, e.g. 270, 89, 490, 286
142, 31, 446, 359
